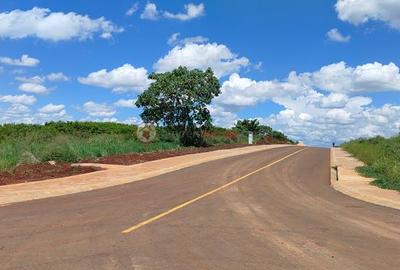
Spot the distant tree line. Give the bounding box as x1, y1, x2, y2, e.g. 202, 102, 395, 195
233, 119, 294, 143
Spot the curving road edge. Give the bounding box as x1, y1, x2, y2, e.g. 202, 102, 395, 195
330, 147, 400, 210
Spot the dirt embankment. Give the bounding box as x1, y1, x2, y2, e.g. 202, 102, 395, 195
0, 163, 103, 186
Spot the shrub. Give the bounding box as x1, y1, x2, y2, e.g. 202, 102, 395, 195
156, 127, 180, 144
224, 131, 237, 141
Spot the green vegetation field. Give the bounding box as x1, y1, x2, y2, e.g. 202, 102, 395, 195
342, 135, 400, 191
0, 121, 293, 172
0, 122, 177, 171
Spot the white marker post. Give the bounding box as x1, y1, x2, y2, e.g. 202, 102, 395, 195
248, 132, 254, 145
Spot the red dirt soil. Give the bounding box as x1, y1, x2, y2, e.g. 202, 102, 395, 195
0, 163, 103, 186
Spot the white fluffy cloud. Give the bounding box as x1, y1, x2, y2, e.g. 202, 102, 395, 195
78, 64, 152, 93
263, 102, 400, 145
309, 61, 400, 93
318, 93, 349, 108
208, 105, 239, 128
126, 2, 139, 16
167, 33, 181, 45
14, 73, 67, 95
0, 94, 36, 105
140, 3, 159, 20
0, 7, 123, 41
326, 108, 352, 123
215, 72, 315, 108
38, 103, 65, 114
0, 98, 70, 124
336, 0, 400, 30
326, 28, 351, 42
122, 116, 142, 125
7, 104, 30, 114
212, 61, 400, 145
167, 32, 209, 46
17, 72, 69, 84
263, 92, 396, 145
0, 106, 70, 124
16, 76, 45, 84
164, 3, 205, 21
215, 65, 393, 111
83, 101, 116, 117
47, 72, 69, 81
154, 43, 249, 78
18, 82, 49, 94
37, 104, 67, 119
141, 3, 205, 21
114, 99, 137, 108
0, 54, 39, 67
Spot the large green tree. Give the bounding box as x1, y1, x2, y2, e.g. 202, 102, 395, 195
136, 66, 221, 146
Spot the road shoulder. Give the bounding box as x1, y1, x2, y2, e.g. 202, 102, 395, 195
0, 145, 292, 206
330, 147, 400, 210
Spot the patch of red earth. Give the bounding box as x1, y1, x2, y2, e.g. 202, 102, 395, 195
0, 163, 103, 186
82, 144, 255, 165
256, 136, 288, 145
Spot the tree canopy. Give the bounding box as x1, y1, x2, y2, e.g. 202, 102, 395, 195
234, 119, 261, 133
234, 119, 273, 136
136, 66, 221, 146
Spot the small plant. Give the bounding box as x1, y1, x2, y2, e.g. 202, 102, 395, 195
19, 151, 40, 165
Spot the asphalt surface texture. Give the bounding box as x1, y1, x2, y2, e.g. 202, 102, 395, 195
0, 146, 399, 270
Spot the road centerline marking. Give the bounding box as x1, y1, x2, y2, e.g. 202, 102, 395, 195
122, 148, 305, 234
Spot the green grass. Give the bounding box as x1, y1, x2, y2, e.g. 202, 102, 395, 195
0, 134, 180, 171
342, 135, 400, 191
0, 122, 185, 171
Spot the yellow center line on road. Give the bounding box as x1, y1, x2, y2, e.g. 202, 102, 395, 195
122, 148, 306, 234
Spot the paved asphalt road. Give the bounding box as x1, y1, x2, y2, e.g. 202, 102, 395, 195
0, 146, 399, 269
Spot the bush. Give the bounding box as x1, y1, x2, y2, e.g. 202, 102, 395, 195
155, 127, 180, 144
224, 131, 237, 141
202, 128, 243, 146
180, 129, 207, 147
41, 145, 78, 163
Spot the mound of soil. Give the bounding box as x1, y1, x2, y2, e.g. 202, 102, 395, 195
0, 163, 103, 186
82, 144, 253, 165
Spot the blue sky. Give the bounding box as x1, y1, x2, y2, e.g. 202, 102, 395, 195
0, 0, 399, 145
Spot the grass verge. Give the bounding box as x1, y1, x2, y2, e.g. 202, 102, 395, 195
342, 135, 400, 191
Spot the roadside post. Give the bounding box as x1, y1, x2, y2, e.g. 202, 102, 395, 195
248, 132, 254, 145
